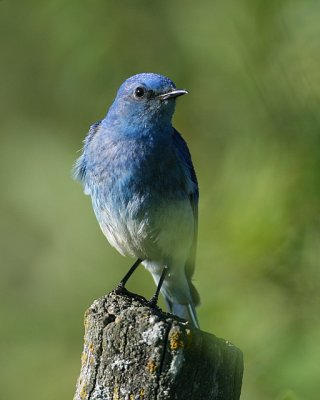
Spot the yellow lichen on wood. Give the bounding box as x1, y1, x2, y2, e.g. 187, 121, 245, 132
88, 343, 94, 353
139, 388, 145, 398
146, 359, 157, 374
79, 385, 88, 400
81, 352, 88, 365
169, 330, 185, 350
113, 386, 119, 400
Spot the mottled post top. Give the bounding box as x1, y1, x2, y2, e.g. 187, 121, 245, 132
74, 290, 243, 400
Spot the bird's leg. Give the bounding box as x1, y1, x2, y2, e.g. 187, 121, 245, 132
148, 266, 168, 308
116, 258, 142, 292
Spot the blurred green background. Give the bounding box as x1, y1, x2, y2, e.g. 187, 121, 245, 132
1, 0, 319, 399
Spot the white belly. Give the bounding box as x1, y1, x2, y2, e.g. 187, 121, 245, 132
96, 197, 194, 267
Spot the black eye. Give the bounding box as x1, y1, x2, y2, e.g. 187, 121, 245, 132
134, 86, 145, 98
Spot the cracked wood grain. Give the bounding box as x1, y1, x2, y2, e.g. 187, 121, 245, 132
73, 290, 243, 400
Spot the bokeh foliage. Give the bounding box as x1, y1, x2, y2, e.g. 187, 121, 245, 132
1, 1, 319, 399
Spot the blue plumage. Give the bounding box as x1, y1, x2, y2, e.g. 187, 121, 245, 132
74, 73, 200, 327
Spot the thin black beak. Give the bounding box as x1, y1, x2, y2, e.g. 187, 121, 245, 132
159, 89, 188, 101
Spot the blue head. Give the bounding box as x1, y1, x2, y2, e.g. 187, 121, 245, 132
105, 73, 188, 135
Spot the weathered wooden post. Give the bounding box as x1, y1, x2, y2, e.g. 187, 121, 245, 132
74, 290, 243, 400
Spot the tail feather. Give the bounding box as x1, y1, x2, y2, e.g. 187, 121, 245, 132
190, 281, 201, 307
167, 300, 200, 329
149, 265, 200, 329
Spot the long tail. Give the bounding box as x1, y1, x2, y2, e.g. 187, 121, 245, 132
164, 281, 200, 329
169, 301, 199, 329
148, 264, 200, 329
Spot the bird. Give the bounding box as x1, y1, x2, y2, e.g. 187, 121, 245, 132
73, 73, 200, 328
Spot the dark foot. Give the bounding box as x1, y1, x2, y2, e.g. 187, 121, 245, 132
147, 266, 168, 309
115, 282, 128, 294
147, 296, 161, 310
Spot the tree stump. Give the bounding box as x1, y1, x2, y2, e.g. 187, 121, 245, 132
73, 290, 243, 400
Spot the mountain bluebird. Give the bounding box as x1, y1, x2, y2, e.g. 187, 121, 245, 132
74, 73, 200, 327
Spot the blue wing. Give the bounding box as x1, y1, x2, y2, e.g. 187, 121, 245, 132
173, 129, 200, 305
73, 120, 101, 185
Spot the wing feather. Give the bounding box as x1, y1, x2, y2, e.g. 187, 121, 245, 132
172, 129, 199, 304
73, 120, 101, 185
